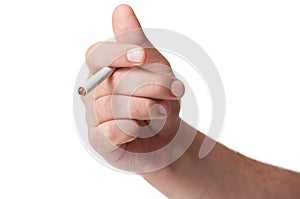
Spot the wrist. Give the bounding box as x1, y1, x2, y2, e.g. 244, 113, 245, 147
141, 120, 204, 174
140, 121, 206, 198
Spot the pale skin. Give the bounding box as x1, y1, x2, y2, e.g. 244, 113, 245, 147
82, 4, 300, 199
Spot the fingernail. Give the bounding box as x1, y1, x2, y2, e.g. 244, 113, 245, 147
127, 48, 144, 62
150, 103, 168, 118
171, 80, 184, 97
158, 104, 167, 115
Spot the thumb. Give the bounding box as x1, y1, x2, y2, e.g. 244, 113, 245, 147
112, 4, 170, 66
112, 4, 149, 45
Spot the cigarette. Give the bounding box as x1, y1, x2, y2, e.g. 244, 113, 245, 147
78, 66, 116, 96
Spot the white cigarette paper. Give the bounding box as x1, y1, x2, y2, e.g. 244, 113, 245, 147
78, 67, 115, 96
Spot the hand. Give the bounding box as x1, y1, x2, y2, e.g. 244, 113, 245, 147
82, 4, 185, 173
82, 5, 300, 198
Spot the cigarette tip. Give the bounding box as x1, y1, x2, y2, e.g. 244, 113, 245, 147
78, 87, 86, 96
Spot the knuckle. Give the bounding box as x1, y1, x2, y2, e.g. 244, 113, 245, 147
112, 69, 121, 80
118, 120, 140, 137
87, 128, 100, 151
143, 99, 154, 112
110, 68, 130, 87
85, 42, 101, 58
88, 126, 117, 151
128, 98, 139, 118
95, 96, 113, 122
85, 102, 100, 126
128, 98, 154, 119
85, 42, 103, 70
102, 123, 118, 144
153, 83, 164, 94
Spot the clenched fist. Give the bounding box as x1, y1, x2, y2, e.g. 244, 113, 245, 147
82, 5, 186, 172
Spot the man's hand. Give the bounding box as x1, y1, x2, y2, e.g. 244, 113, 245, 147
82, 4, 185, 172
81, 4, 300, 199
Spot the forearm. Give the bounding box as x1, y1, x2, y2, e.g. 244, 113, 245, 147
141, 121, 300, 199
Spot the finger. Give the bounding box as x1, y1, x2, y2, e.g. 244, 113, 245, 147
97, 119, 161, 146
95, 95, 170, 124
112, 4, 170, 66
86, 42, 146, 74
95, 67, 185, 100
98, 119, 139, 145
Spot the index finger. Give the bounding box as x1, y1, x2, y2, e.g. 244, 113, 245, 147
86, 42, 146, 74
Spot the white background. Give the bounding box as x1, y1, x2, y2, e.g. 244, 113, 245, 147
0, 0, 299, 198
